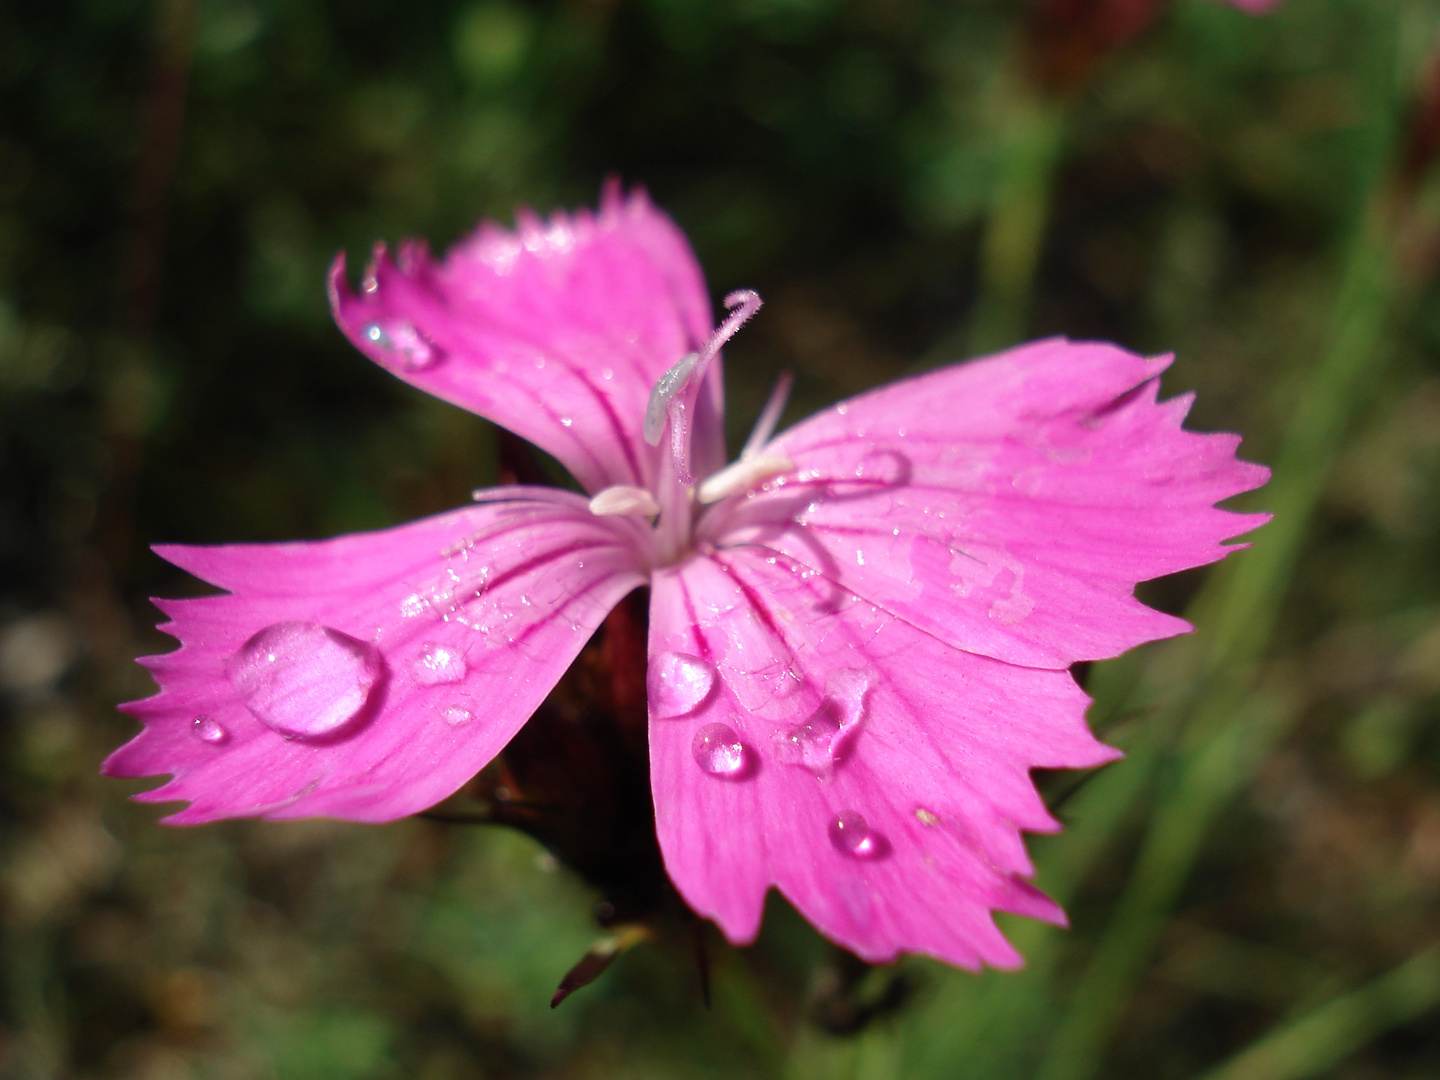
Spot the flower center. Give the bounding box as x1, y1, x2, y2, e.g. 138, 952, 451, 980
588, 290, 793, 566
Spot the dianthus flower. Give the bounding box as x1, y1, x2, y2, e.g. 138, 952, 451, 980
108, 186, 1267, 970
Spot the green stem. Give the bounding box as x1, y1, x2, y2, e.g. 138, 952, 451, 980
968, 91, 1066, 356
1198, 943, 1440, 1080
1033, 12, 1405, 1079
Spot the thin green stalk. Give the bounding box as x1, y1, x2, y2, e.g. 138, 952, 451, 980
968, 90, 1066, 356
1199, 943, 1440, 1080
1034, 15, 1405, 1080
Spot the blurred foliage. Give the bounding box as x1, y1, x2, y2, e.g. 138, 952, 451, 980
5, 0, 1440, 1077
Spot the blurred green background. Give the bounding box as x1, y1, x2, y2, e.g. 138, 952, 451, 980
5, 0, 1440, 1076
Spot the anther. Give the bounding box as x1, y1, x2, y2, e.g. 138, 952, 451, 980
589, 485, 662, 517
696, 455, 793, 504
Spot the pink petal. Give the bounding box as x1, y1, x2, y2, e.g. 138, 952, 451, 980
707, 338, 1270, 669
328, 184, 726, 494
107, 491, 646, 823
648, 550, 1118, 969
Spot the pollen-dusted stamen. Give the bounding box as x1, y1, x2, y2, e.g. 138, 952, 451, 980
643, 291, 764, 485
589, 485, 662, 517
696, 454, 794, 505
643, 352, 699, 448
741, 370, 794, 461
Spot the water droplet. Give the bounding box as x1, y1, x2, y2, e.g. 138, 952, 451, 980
411, 642, 467, 686
362, 320, 441, 371
829, 811, 883, 858
774, 708, 840, 775
649, 652, 716, 718
692, 723, 746, 777
560, 416, 573, 427
191, 715, 227, 744
441, 704, 473, 725
854, 448, 906, 485
915, 808, 940, 826
227, 622, 383, 740
774, 669, 871, 777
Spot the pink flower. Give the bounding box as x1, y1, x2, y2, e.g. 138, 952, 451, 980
108, 185, 1267, 970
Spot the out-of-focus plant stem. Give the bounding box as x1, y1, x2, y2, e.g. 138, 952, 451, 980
1035, 7, 1411, 1079
968, 90, 1066, 356
1198, 941, 1440, 1080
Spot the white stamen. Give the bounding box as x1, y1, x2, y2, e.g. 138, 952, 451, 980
741, 370, 794, 461
696, 454, 794, 504
589, 485, 662, 517
644, 352, 698, 447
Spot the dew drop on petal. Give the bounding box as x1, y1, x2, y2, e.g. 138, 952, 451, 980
854, 448, 906, 485
191, 715, 227, 744
648, 652, 716, 718
411, 642, 467, 686
829, 811, 882, 858
692, 723, 746, 777
441, 704, 473, 725
774, 668, 871, 776
363, 320, 441, 371
773, 708, 840, 775
227, 622, 383, 740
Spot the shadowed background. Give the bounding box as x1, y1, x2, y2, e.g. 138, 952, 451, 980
4, 0, 1440, 1077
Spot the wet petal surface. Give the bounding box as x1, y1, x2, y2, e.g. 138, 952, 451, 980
707, 338, 1270, 669
108, 491, 646, 823
648, 550, 1117, 969
329, 185, 725, 495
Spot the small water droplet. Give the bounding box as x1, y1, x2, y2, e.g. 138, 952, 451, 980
649, 652, 716, 718
411, 642, 467, 686
362, 320, 441, 371
191, 715, 227, 744
915, 807, 940, 826
227, 622, 383, 740
854, 448, 906, 485
441, 703, 473, 725
829, 811, 883, 858
560, 416, 573, 427
692, 723, 746, 777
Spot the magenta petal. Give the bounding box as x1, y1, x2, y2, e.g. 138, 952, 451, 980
709, 338, 1270, 669
648, 550, 1117, 969
328, 185, 726, 494
107, 492, 645, 823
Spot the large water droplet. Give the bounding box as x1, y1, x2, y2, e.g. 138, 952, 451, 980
363, 320, 441, 371
773, 668, 872, 777
774, 708, 840, 775
411, 642, 467, 686
649, 652, 716, 718
227, 622, 383, 740
829, 811, 884, 858
191, 715, 227, 744
692, 723, 746, 778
